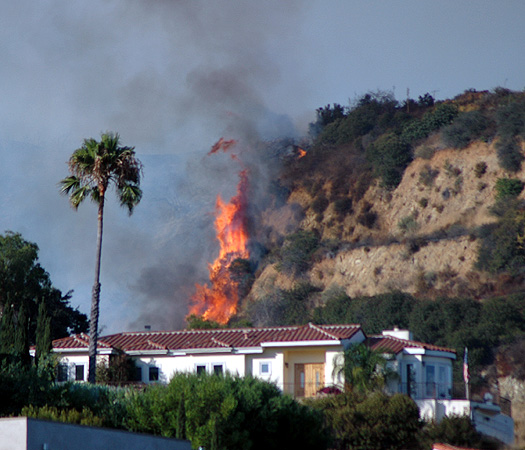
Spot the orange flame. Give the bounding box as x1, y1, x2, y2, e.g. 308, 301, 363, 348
297, 147, 307, 158
189, 169, 250, 324
209, 137, 237, 155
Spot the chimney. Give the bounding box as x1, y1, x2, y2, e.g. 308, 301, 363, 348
382, 327, 413, 341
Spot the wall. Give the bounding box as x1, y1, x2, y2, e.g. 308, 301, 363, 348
0, 417, 191, 450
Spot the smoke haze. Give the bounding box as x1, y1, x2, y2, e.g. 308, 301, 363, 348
1, 1, 525, 333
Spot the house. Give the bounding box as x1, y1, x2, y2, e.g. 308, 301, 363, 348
47, 323, 513, 444
48, 323, 456, 398
0, 416, 191, 450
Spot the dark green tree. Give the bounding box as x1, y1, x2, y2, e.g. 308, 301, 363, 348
14, 302, 30, 367
60, 132, 143, 383
0, 231, 87, 344
0, 303, 16, 356
35, 299, 52, 364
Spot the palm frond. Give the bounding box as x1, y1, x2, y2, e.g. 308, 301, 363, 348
59, 176, 81, 195
118, 183, 143, 214
70, 185, 93, 209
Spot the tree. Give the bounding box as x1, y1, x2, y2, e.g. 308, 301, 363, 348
60, 132, 143, 383
35, 299, 52, 365
14, 302, 30, 367
0, 231, 87, 344
333, 343, 394, 393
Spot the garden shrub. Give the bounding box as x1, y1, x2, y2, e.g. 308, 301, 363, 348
125, 373, 328, 450
308, 391, 421, 450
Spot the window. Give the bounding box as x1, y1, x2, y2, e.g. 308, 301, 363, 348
149, 366, 159, 382
75, 365, 85, 381
213, 364, 223, 375
259, 362, 271, 375
133, 366, 142, 382
57, 364, 68, 382
196, 364, 207, 375
426, 365, 435, 397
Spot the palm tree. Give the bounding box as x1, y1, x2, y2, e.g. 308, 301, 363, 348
60, 132, 142, 383
333, 343, 396, 394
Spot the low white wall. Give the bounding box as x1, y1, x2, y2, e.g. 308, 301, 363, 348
0, 417, 191, 450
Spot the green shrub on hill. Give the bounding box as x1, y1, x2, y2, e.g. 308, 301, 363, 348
442, 110, 491, 148
277, 229, 320, 276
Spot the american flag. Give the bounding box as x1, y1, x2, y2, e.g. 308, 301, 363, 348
463, 347, 470, 383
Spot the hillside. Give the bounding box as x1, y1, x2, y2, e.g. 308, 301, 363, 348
212, 88, 525, 445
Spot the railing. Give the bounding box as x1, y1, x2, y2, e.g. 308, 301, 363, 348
398, 382, 512, 417
398, 382, 453, 400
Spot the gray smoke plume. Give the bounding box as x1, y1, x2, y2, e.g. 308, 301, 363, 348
0, 0, 305, 334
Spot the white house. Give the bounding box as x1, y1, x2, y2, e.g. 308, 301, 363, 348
47, 323, 513, 444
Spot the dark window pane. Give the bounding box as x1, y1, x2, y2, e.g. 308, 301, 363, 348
75, 365, 84, 381
149, 367, 159, 381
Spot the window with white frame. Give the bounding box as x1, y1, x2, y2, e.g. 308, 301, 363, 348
259, 361, 272, 376
195, 364, 207, 375
75, 364, 85, 381
213, 364, 224, 375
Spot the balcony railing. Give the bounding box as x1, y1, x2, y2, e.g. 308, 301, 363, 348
398, 382, 453, 400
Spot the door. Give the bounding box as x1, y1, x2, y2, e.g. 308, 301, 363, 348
295, 363, 325, 398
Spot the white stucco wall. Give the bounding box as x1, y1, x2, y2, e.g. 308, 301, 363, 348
0, 417, 191, 450
131, 352, 248, 382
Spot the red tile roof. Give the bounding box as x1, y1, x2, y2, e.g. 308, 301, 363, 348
52, 323, 362, 353
367, 335, 456, 355
433, 444, 479, 450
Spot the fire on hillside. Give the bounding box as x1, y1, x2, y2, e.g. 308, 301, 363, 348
188, 139, 250, 324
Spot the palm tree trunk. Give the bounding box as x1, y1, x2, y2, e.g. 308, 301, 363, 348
88, 194, 104, 383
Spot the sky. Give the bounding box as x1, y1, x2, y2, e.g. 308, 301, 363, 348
1, 0, 525, 334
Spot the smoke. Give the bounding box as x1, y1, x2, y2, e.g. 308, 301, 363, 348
0, 0, 307, 334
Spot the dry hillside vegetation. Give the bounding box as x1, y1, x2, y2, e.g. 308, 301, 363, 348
253, 140, 522, 300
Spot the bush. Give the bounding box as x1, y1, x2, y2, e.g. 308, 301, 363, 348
476, 202, 525, 274
401, 103, 459, 143
312, 193, 329, 214
474, 161, 487, 178
398, 213, 419, 235
496, 99, 525, 139
278, 229, 320, 276
496, 136, 524, 172
418, 165, 439, 187
126, 373, 329, 450
367, 132, 412, 189
422, 416, 486, 449
308, 391, 421, 450
333, 197, 353, 217
442, 110, 490, 148
494, 178, 525, 200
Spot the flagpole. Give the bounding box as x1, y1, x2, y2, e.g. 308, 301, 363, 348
464, 347, 470, 401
